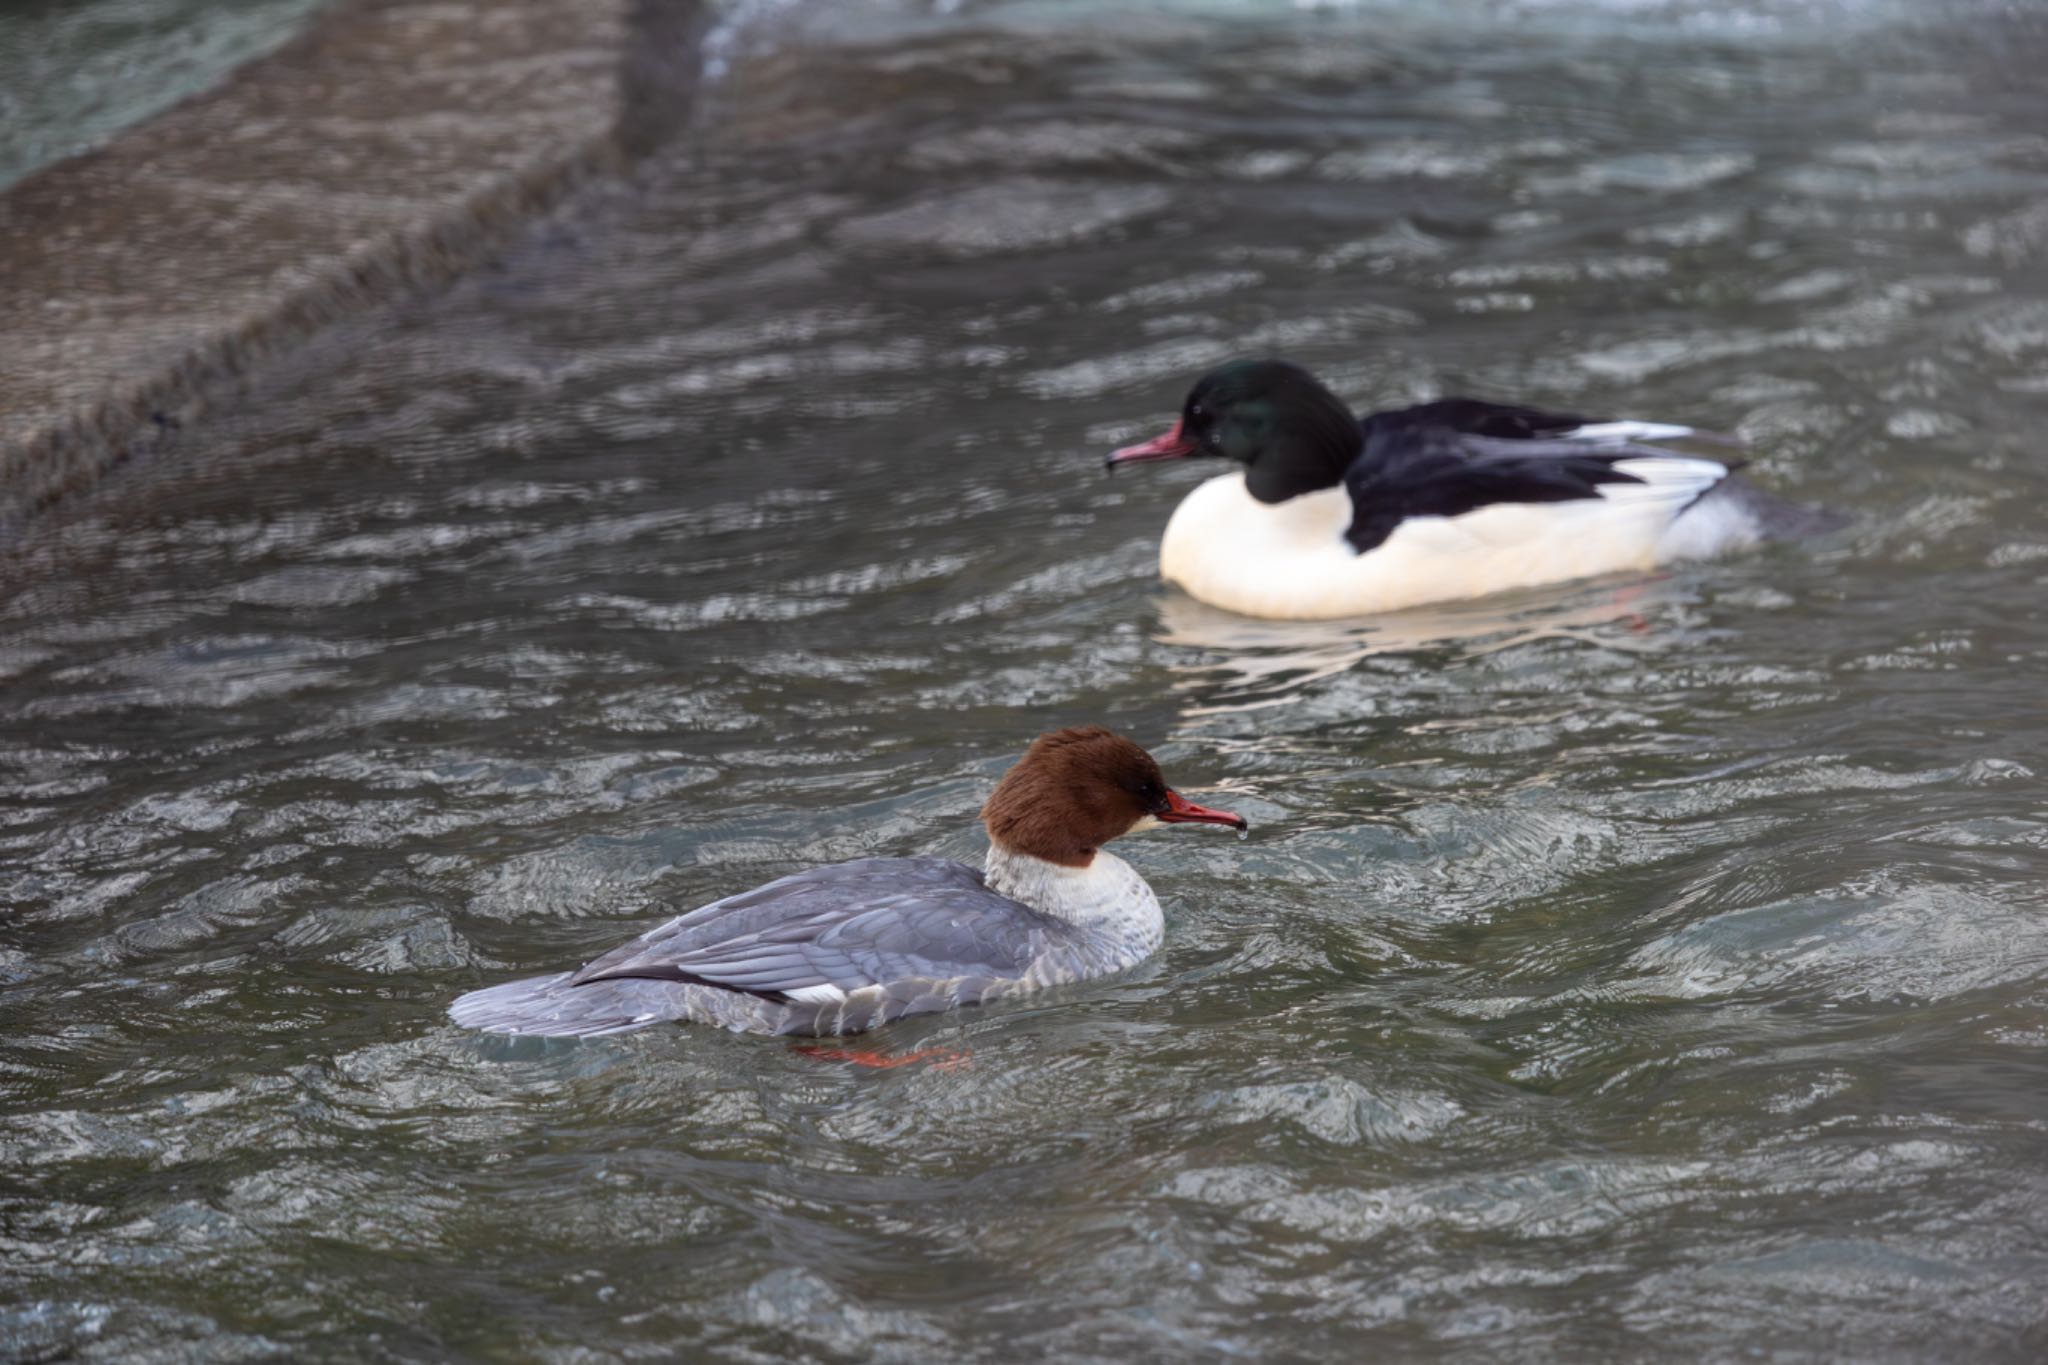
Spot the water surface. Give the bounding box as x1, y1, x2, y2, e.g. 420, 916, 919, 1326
5, 0, 2048, 1358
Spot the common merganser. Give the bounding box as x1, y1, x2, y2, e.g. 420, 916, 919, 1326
1107, 359, 1824, 620
448, 727, 1247, 1038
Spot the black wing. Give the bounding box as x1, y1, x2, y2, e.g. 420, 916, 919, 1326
1362, 398, 1594, 444
1343, 399, 1734, 553
565, 857, 1055, 1001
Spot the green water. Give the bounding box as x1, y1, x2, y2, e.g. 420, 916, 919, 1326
0, 0, 322, 191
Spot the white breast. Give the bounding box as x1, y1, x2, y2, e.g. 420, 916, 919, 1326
1157, 466, 1757, 620
985, 845, 1160, 927
983, 845, 1164, 965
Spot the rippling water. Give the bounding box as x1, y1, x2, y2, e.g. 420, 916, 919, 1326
7, 0, 2048, 1357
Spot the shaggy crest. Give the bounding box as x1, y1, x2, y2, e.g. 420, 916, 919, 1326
981, 726, 1170, 867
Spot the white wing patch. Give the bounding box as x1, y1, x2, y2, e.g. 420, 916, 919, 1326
1603, 454, 1729, 508
1563, 420, 1699, 443
784, 983, 849, 1005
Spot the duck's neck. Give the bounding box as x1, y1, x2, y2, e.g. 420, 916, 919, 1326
983, 843, 1163, 936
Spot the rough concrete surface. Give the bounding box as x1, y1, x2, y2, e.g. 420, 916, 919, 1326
0, 0, 687, 526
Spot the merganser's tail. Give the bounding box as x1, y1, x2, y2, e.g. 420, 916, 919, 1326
449, 971, 695, 1038
1698, 474, 1847, 539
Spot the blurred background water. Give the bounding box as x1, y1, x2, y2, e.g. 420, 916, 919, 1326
0, 0, 323, 191
4, 0, 2048, 1358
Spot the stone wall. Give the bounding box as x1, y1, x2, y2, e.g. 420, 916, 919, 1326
0, 0, 706, 526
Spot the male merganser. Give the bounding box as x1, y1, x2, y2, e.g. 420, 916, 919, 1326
1107, 359, 1820, 620
448, 727, 1247, 1038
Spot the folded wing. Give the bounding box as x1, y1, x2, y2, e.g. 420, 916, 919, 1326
1345, 399, 1739, 553
566, 857, 1050, 1002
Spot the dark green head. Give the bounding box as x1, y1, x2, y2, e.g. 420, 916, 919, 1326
1105, 359, 1363, 504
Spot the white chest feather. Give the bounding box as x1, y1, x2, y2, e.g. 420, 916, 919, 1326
984, 846, 1163, 953
1157, 466, 1756, 620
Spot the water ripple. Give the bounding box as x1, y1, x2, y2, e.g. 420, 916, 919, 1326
4, 0, 2048, 1358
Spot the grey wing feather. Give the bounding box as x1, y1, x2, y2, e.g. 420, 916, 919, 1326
566, 857, 1050, 999
1452, 433, 1735, 465
447, 972, 708, 1037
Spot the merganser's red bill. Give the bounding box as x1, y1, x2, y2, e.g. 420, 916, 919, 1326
1159, 789, 1248, 831
1105, 419, 1199, 468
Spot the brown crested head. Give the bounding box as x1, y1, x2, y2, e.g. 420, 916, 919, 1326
981, 726, 1248, 867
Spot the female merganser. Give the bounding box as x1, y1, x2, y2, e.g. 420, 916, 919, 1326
448, 727, 1247, 1038
1107, 359, 1818, 620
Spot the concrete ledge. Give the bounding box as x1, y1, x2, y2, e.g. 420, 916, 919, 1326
0, 0, 701, 526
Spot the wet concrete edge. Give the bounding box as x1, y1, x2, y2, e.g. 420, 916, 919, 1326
0, 0, 709, 530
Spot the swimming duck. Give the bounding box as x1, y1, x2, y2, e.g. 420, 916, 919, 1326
1107, 358, 1810, 620
448, 727, 1247, 1038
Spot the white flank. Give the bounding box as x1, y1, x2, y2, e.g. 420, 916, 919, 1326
983, 845, 1164, 946
1656, 487, 1762, 562
1158, 458, 1749, 620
